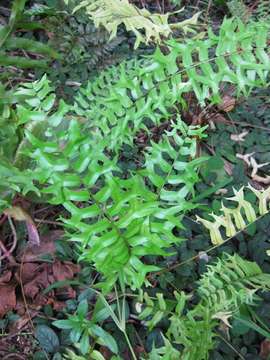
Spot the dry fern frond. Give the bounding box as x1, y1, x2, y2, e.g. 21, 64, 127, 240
197, 185, 270, 245
74, 0, 200, 48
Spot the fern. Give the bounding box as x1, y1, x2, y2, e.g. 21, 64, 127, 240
74, 0, 200, 49
1, 9, 270, 357
139, 254, 270, 360
0, 75, 69, 211
74, 18, 270, 150
47, 3, 128, 84
198, 254, 270, 310
196, 185, 270, 245
227, 0, 248, 21
24, 117, 205, 291
0, 158, 39, 210
0, 0, 60, 172
0, 0, 59, 70
227, 0, 270, 35
142, 119, 208, 204
4, 17, 270, 292
255, 0, 270, 22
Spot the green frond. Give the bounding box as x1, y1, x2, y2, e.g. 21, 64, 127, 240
0, 75, 68, 211
25, 125, 193, 290
0, 158, 39, 211
0, 0, 59, 72
0, 53, 48, 69
144, 254, 270, 360
142, 119, 208, 207
227, 0, 248, 21
198, 253, 270, 312
47, 7, 128, 81
254, 0, 270, 22
74, 18, 270, 150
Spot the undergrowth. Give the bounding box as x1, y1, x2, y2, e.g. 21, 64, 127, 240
1, 1, 270, 359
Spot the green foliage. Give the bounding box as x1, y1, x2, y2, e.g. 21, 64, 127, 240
0, 75, 68, 211
74, 0, 199, 48
53, 299, 118, 355
0, 0, 61, 210
0, 74, 59, 161
139, 254, 270, 359
35, 324, 60, 353
1, 10, 270, 358
255, 0, 270, 22
142, 120, 208, 200
0, 158, 39, 211
64, 349, 107, 360
2, 17, 270, 292
24, 117, 206, 291
227, 0, 248, 21
75, 18, 270, 150
0, 0, 59, 70
46, 2, 130, 91
227, 0, 270, 26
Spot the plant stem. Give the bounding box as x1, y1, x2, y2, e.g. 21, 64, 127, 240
123, 330, 137, 360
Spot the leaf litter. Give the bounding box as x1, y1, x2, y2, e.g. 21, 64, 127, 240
0, 228, 80, 318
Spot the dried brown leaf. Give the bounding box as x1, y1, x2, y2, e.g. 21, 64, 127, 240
52, 260, 80, 282
218, 95, 236, 112
4, 206, 40, 246
18, 230, 63, 262
260, 339, 270, 359
0, 271, 16, 318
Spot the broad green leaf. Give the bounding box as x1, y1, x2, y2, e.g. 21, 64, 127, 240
91, 325, 118, 354
35, 325, 60, 353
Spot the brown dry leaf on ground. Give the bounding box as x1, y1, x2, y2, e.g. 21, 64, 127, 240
52, 260, 80, 281
9, 310, 39, 333
18, 263, 51, 300
0, 335, 34, 360
17, 260, 80, 304
0, 260, 79, 317
0, 271, 16, 317
260, 339, 270, 359
0, 230, 79, 317
4, 206, 40, 246
52, 260, 80, 299
217, 95, 236, 112
17, 230, 63, 262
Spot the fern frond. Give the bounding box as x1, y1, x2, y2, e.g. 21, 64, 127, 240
21, 104, 207, 292
0, 75, 70, 211
227, 0, 249, 21
0, 159, 39, 211
49, 8, 127, 79
0, 53, 48, 69
74, 18, 270, 150
196, 185, 270, 245
142, 254, 270, 360
198, 253, 270, 312
146, 337, 181, 360
74, 0, 199, 49
0, 0, 59, 72
253, 0, 270, 23
142, 119, 208, 205
227, 0, 270, 30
